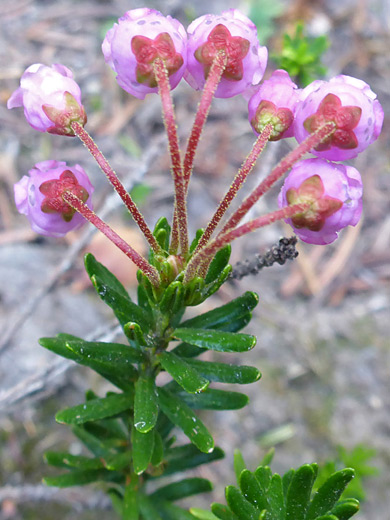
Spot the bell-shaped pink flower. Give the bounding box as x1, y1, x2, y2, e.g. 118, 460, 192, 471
14, 160, 94, 237
248, 69, 300, 140
278, 158, 363, 245
185, 9, 268, 98
102, 8, 187, 99
294, 75, 384, 160
7, 64, 86, 136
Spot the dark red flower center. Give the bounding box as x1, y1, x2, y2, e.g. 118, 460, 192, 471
131, 33, 184, 87
194, 24, 250, 81
303, 93, 362, 151
40, 170, 89, 222
251, 100, 294, 141
286, 175, 343, 231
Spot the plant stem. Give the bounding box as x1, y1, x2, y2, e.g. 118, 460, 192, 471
194, 123, 273, 255
62, 191, 160, 286
220, 122, 336, 235
153, 58, 188, 256
71, 121, 161, 255
184, 203, 309, 283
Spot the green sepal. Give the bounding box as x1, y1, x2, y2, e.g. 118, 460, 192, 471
184, 277, 206, 306
132, 425, 155, 474
203, 265, 232, 300
286, 463, 317, 519
159, 351, 209, 394
205, 245, 231, 284
225, 486, 259, 520
44, 451, 104, 471
137, 270, 158, 304
84, 253, 130, 300
124, 478, 139, 520
211, 503, 237, 520
55, 393, 133, 425
180, 291, 259, 331
330, 498, 360, 520
150, 478, 213, 501
173, 328, 256, 353
177, 388, 249, 410
43, 468, 120, 487
239, 470, 268, 510
233, 450, 246, 482
124, 322, 147, 349
183, 359, 261, 385
189, 228, 204, 254
306, 469, 355, 520
134, 376, 159, 433
159, 281, 184, 315
153, 217, 171, 252
157, 387, 214, 453
164, 444, 224, 476
190, 508, 220, 520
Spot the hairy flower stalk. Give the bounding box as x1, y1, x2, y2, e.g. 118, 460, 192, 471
153, 58, 189, 256
220, 121, 336, 235
62, 190, 160, 286
70, 121, 161, 255
184, 203, 309, 283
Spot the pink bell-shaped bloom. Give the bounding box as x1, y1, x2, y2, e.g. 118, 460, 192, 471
14, 160, 94, 237
278, 158, 363, 245
294, 75, 384, 161
102, 8, 187, 99
185, 9, 268, 98
7, 64, 86, 136
248, 69, 300, 140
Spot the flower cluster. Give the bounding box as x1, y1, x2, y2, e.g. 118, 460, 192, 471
8, 7, 383, 280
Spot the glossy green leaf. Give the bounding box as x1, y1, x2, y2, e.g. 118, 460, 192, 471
171, 342, 207, 358
138, 283, 153, 314
108, 489, 124, 517
181, 292, 258, 331
286, 464, 317, 519
189, 228, 204, 254
226, 486, 259, 520
315, 516, 338, 520
123, 480, 139, 520
178, 388, 248, 410
138, 495, 164, 520
159, 351, 209, 394
71, 425, 112, 458
330, 498, 360, 520
211, 503, 237, 520
282, 468, 295, 500
157, 388, 214, 453
123, 322, 147, 348
134, 376, 159, 433
44, 451, 104, 470
306, 469, 355, 520
84, 253, 130, 300
104, 451, 132, 471
205, 245, 231, 284
173, 328, 256, 353
159, 502, 198, 520
43, 468, 117, 487
267, 474, 285, 520
56, 393, 133, 425
183, 359, 261, 385
66, 339, 143, 369
234, 450, 246, 482
164, 444, 224, 475
151, 430, 164, 467
203, 265, 232, 299
151, 478, 213, 501
239, 470, 268, 510
132, 426, 154, 474
255, 466, 272, 491
190, 508, 220, 520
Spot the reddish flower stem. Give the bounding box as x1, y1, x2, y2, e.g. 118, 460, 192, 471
219, 122, 336, 235
153, 58, 188, 256
184, 203, 309, 284
193, 123, 273, 255
62, 191, 160, 286
71, 121, 161, 255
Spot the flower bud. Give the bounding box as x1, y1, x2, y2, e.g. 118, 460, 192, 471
278, 158, 363, 245
248, 69, 299, 140
294, 75, 384, 160
185, 9, 268, 98
102, 8, 187, 99
7, 64, 86, 136
14, 160, 94, 237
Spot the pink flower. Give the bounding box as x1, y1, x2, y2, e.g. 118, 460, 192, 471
278, 158, 363, 245
102, 8, 187, 99
7, 64, 86, 136
294, 75, 384, 160
185, 9, 268, 98
14, 160, 94, 237
248, 69, 300, 140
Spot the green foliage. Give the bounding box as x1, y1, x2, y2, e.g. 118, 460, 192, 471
271, 22, 329, 86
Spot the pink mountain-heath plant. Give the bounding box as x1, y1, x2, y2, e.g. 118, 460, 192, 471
294, 75, 384, 161
14, 160, 94, 237
278, 158, 363, 245
7, 63, 86, 136
248, 69, 300, 140
185, 9, 268, 98
102, 8, 187, 99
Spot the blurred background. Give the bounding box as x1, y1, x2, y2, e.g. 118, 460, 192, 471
0, 0, 389, 518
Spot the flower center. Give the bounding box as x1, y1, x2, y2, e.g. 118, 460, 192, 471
286, 175, 343, 231
251, 100, 294, 141
194, 24, 250, 81
303, 93, 362, 151
131, 33, 184, 87
40, 170, 89, 222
